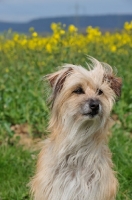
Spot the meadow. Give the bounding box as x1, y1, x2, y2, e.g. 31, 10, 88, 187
0, 22, 132, 199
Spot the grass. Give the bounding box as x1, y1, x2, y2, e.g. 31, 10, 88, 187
0, 144, 36, 200
110, 125, 132, 200
0, 25, 132, 199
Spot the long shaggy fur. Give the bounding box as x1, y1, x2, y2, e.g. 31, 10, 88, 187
30, 56, 122, 200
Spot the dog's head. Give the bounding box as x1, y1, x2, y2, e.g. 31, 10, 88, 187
46, 57, 122, 130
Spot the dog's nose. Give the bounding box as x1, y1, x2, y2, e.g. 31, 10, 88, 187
89, 99, 99, 112
81, 99, 100, 117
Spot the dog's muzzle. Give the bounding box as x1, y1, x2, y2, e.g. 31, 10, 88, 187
81, 99, 100, 117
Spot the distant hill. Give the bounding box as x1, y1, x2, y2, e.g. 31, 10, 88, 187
0, 15, 132, 33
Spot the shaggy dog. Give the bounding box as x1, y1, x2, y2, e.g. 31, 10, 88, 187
30, 57, 122, 200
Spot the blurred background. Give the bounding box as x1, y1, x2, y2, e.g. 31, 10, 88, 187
0, 0, 132, 33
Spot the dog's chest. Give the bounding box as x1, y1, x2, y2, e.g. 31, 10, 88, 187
50, 151, 116, 200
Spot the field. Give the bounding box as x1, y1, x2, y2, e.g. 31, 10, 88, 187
0, 22, 132, 199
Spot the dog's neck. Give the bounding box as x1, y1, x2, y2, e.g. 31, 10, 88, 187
50, 118, 110, 162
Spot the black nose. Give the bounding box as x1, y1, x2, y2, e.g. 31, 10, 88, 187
89, 99, 99, 112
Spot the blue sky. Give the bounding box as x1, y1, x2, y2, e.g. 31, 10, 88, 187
0, 0, 132, 22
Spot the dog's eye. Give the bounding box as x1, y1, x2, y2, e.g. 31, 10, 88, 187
97, 89, 103, 95
73, 87, 85, 94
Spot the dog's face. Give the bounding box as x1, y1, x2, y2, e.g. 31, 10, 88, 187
46, 58, 122, 130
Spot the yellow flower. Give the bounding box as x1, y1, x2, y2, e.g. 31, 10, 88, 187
60, 30, 65, 35
32, 32, 38, 37
51, 23, 58, 32
124, 21, 132, 31
54, 33, 60, 40
86, 26, 101, 38
111, 45, 116, 52
13, 34, 19, 41
21, 39, 27, 46
68, 25, 78, 33
46, 43, 52, 53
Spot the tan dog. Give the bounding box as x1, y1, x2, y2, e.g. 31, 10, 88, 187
30, 57, 122, 200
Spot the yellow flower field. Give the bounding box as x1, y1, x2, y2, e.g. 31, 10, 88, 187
0, 21, 132, 131
0, 22, 132, 55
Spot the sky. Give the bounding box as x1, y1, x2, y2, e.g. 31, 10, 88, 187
0, 0, 132, 22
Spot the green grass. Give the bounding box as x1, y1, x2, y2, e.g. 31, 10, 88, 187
110, 125, 132, 200
0, 144, 36, 200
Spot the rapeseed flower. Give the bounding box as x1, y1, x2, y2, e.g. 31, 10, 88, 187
32, 32, 38, 37
68, 25, 78, 33
124, 21, 132, 31
0, 21, 132, 55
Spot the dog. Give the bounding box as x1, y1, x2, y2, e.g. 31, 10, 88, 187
30, 56, 122, 200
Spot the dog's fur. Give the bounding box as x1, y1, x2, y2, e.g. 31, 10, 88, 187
30, 57, 122, 200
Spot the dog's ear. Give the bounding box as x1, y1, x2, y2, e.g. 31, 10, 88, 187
104, 74, 122, 98
46, 67, 72, 92
46, 67, 73, 106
